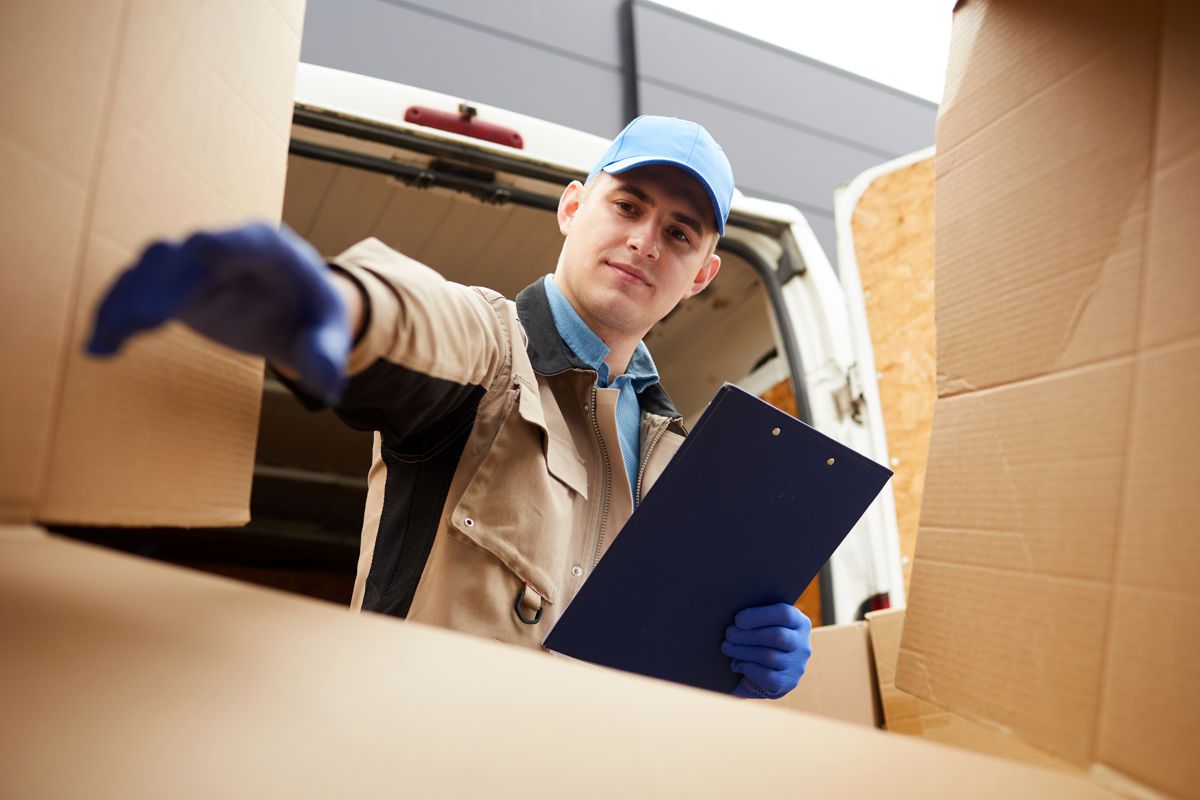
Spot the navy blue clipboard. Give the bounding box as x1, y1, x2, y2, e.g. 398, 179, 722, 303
543, 383, 893, 693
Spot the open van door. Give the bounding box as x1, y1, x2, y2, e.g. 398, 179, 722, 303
832, 148, 938, 616
726, 193, 907, 623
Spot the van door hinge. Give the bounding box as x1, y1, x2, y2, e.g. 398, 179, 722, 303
834, 364, 866, 424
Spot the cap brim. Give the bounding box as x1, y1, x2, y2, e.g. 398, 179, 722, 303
602, 156, 726, 237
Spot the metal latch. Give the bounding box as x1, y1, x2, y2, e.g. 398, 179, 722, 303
833, 363, 866, 424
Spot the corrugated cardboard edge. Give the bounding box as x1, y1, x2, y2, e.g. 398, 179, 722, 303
1090, 765, 1176, 800
0, 525, 47, 542
868, 608, 1078, 772
777, 621, 882, 727
0, 533, 1113, 798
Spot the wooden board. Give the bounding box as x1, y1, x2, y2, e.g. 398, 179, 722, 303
849, 158, 936, 593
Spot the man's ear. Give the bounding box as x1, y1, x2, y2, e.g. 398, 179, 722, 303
557, 180, 585, 236
685, 253, 721, 298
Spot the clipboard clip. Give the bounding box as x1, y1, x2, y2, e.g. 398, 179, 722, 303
514, 581, 544, 625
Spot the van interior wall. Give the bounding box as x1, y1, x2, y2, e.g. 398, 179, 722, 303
283, 154, 781, 419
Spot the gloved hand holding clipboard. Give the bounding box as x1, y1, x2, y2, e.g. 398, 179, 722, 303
544, 383, 893, 694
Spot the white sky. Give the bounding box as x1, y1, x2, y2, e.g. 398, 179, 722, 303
652, 0, 957, 104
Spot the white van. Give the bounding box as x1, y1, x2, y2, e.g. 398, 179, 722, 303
251, 63, 904, 625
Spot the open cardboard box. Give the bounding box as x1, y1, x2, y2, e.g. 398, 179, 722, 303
897, 1, 1198, 796
1, 0, 1195, 797
2, 526, 1115, 798
779, 609, 1075, 773
0, 0, 302, 526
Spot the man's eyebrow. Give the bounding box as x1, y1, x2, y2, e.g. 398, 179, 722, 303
614, 181, 706, 238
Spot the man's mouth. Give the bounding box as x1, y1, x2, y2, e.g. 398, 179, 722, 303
606, 260, 651, 286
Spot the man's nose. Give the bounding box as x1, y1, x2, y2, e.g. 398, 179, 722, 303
627, 220, 659, 260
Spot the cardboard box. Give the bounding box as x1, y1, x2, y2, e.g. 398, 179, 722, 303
777, 621, 882, 727
868, 609, 1075, 772
897, 1, 1199, 797
0, 0, 303, 526
1, 1, 1194, 796
0, 530, 1113, 799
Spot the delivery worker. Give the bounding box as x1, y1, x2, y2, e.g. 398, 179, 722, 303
87, 116, 812, 699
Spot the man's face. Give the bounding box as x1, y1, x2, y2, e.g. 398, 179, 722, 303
553, 163, 722, 344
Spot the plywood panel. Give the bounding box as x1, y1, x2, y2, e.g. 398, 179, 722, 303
848, 158, 936, 592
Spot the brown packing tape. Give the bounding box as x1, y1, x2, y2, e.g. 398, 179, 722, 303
0, 533, 1113, 799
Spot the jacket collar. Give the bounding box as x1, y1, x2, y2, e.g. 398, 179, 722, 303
515, 278, 683, 421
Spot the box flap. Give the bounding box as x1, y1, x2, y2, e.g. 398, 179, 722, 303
777, 622, 881, 727
0, 534, 1112, 798
868, 609, 1074, 771
0, 4, 123, 522
898, 2, 1198, 796
0, 525, 47, 542
1, 0, 305, 526
1096, 5, 1200, 795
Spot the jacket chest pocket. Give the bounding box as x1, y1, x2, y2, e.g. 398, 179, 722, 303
449, 381, 587, 607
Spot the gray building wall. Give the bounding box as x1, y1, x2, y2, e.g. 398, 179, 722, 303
299, 0, 936, 260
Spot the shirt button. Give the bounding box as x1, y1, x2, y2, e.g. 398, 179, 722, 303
571, 565, 583, 577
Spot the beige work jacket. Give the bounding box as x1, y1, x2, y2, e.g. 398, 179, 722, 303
328, 239, 686, 649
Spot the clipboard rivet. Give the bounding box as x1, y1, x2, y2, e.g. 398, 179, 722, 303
771, 427, 781, 437
826, 458, 836, 466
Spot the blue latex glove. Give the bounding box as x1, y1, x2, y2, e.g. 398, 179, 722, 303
723, 603, 812, 699
87, 222, 349, 404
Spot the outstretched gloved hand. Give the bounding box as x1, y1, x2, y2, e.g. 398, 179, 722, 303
724, 603, 812, 699
87, 222, 349, 404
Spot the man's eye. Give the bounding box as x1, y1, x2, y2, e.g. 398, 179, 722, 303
615, 200, 636, 214
669, 227, 690, 243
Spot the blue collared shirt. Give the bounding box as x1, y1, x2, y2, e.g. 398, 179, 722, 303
543, 274, 660, 504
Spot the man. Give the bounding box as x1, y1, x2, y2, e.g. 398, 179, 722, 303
88, 116, 812, 699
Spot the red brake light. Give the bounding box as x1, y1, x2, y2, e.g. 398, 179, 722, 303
404, 103, 524, 149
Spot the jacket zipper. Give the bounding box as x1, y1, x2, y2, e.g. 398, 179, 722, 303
635, 417, 672, 505
589, 383, 612, 569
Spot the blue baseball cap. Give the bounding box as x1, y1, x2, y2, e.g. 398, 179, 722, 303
588, 116, 734, 236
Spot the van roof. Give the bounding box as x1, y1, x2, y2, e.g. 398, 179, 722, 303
293, 63, 800, 229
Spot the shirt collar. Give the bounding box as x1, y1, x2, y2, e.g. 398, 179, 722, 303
543, 274, 660, 391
